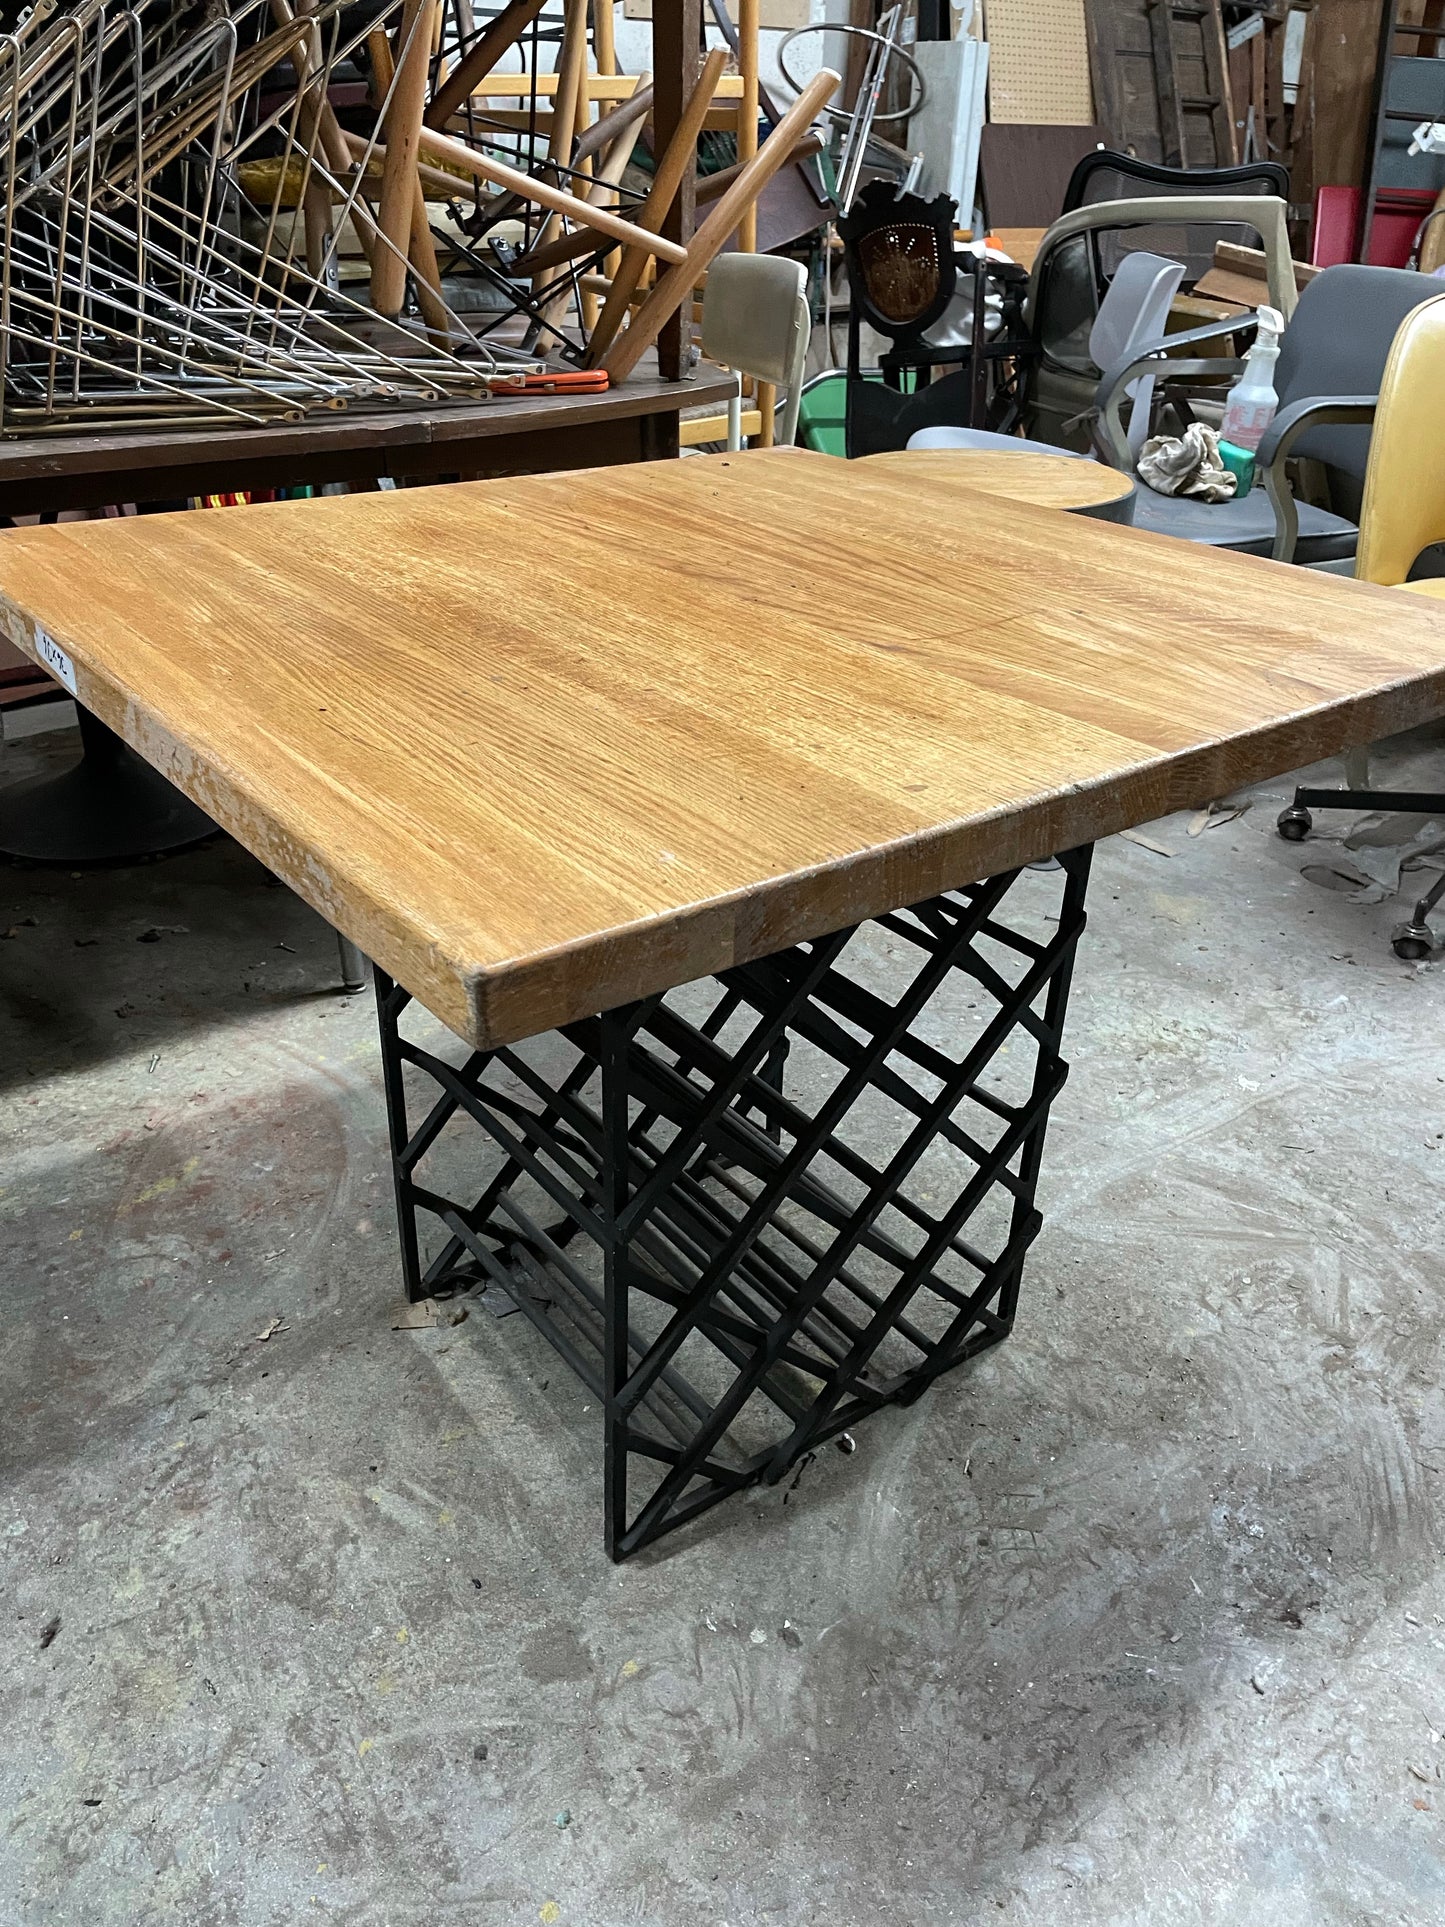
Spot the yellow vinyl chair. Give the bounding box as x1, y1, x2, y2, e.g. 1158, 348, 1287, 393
1276, 291, 1445, 956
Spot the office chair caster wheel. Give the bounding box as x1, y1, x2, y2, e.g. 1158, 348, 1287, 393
1392, 923, 1435, 961
1277, 804, 1312, 841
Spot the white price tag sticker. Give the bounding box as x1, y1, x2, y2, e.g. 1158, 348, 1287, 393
34, 627, 77, 696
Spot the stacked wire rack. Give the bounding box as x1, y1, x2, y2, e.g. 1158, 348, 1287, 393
0, 0, 499, 435
0, 0, 840, 438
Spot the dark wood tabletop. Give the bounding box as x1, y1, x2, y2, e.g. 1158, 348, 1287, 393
0, 359, 738, 515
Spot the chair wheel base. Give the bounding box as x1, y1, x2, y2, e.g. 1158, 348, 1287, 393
1277, 805, 1312, 841
1392, 923, 1435, 962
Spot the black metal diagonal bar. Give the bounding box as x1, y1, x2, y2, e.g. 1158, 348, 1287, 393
610, 917, 972, 1423
621, 939, 1078, 1543
611, 927, 854, 1235
371, 853, 1094, 1560
758, 1052, 1071, 1480
631, 898, 1085, 1294
900, 847, 1094, 1403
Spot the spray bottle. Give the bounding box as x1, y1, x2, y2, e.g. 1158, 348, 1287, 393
1218, 304, 1284, 494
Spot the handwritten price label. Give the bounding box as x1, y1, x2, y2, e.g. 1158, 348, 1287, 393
34, 628, 77, 695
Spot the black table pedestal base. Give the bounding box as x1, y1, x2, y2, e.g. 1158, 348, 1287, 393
0, 707, 216, 864
375, 845, 1093, 1561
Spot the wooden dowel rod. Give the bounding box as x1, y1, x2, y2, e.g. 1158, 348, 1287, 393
348, 126, 691, 264
515, 131, 818, 275
594, 0, 616, 77
350, 138, 485, 205
530, 0, 590, 305
601, 67, 839, 382
367, 24, 448, 334
441, 72, 743, 98
590, 69, 649, 288
371, 0, 435, 317
584, 46, 728, 365
549, 0, 590, 168
590, 69, 649, 201
576, 77, 654, 162
425, 0, 548, 128
409, 179, 451, 337
518, 225, 607, 274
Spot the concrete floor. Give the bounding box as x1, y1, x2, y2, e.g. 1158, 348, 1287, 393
3, 712, 1445, 1927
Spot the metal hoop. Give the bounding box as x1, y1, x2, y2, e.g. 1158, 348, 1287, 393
774, 24, 927, 128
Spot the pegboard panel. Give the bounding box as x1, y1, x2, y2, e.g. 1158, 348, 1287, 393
984, 0, 1094, 124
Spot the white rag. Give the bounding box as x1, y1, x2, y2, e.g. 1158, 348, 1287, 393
1138, 423, 1237, 502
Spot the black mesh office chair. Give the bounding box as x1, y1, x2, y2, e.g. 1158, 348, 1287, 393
1059, 151, 1289, 284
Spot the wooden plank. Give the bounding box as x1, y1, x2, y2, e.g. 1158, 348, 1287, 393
1212, 239, 1320, 285
1192, 265, 1281, 305
1291, 0, 1383, 239
978, 123, 1108, 227
1087, 0, 1234, 168
0, 448, 1443, 1049
679, 407, 763, 444
1086, 0, 1167, 159
988, 224, 1048, 269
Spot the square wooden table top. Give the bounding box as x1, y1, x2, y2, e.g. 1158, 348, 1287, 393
1, 446, 1443, 1049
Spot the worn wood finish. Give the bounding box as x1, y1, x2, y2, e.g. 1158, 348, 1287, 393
860, 448, 1137, 511
1086, 0, 1235, 168
2, 447, 1444, 1050
0, 364, 737, 514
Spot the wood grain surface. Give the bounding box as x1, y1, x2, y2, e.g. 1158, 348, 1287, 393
0, 361, 738, 488
859, 448, 1136, 512
0, 446, 1443, 1048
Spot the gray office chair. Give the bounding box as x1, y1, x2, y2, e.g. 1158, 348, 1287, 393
1093, 264, 1441, 561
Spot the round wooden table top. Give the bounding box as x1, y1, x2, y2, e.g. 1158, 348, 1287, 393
861, 448, 1138, 517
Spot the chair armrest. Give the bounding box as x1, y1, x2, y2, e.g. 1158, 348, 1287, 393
1028, 194, 1297, 322
1255, 394, 1377, 469
1093, 317, 1250, 471
1258, 396, 1377, 563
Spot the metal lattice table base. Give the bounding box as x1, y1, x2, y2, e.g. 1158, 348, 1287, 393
375, 846, 1093, 1560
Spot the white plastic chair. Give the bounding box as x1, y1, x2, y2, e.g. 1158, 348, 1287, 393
700, 252, 812, 450
1086, 250, 1185, 454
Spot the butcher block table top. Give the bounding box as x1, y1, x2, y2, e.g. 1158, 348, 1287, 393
0, 445, 1442, 1049
859, 447, 1138, 515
